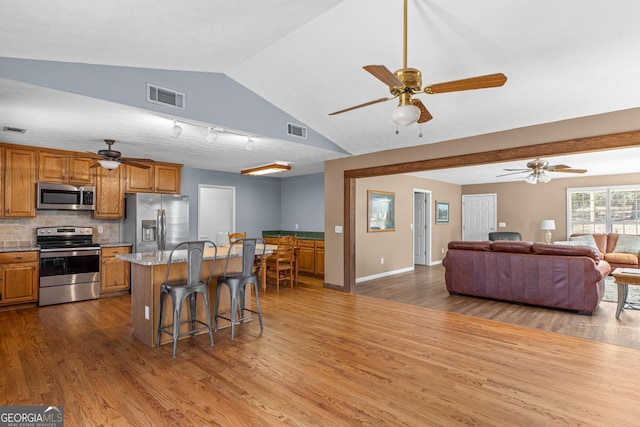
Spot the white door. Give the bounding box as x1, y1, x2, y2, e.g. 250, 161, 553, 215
198, 185, 235, 246
462, 194, 496, 241
413, 191, 431, 265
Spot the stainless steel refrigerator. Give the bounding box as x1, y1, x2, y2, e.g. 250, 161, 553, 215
122, 193, 190, 253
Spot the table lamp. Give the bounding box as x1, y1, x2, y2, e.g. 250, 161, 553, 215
541, 219, 556, 244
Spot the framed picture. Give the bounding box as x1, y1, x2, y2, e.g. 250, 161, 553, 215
368, 190, 395, 232
436, 201, 449, 224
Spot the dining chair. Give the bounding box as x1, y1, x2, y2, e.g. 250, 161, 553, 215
227, 232, 247, 244
157, 240, 217, 357
214, 238, 266, 340
266, 237, 295, 291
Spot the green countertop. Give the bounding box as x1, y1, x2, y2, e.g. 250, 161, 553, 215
262, 230, 324, 240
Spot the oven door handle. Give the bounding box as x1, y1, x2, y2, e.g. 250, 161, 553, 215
40, 248, 100, 258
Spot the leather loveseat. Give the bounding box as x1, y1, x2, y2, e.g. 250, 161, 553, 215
442, 240, 611, 315
569, 233, 640, 269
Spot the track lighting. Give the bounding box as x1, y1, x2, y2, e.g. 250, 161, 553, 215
245, 137, 255, 151
170, 120, 182, 138
205, 127, 218, 144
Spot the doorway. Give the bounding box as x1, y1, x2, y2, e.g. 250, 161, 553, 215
413, 190, 431, 265
198, 184, 235, 246
462, 194, 497, 241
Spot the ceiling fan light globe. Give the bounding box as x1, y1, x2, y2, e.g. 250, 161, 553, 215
391, 104, 420, 126
538, 171, 551, 183
99, 160, 121, 170
525, 173, 537, 184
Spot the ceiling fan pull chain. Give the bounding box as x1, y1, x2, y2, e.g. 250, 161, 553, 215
395, 124, 399, 135
418, 124, 423, 138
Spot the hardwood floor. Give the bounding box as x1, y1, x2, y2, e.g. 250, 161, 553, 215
355, 264, 640, 350
1, 274, 640, 426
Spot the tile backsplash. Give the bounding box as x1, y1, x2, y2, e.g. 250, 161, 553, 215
0, 210, 120, 248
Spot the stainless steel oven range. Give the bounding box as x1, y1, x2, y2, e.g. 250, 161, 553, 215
37, 226, 100, 306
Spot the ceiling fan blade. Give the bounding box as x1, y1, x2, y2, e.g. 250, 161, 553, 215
546, 164, 571, 171
329, 96, 396, 116
502, 168, 531, 172
122, 159, 151, 169
363, 65, 403, 88
424, 73, 507, 94
497, 170, 529, 177
53, 152, 102, 160
551, 168, 587, 174
412, 99, 433, 123
90, 161, 101, 168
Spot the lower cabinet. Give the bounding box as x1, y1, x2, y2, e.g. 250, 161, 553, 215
297, 240, 316, 275
0, 251, 39, 306
101, 246, 131, 293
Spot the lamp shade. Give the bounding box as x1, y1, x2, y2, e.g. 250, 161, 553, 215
391, 104, 420, 126
99, 160, 121, 170
540, 219, 556, 230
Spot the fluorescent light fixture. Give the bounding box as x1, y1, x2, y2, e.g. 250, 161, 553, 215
99, 160, 121, 170
241, 161, 291, 176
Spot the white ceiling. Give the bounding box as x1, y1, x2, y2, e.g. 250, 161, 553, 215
1, 0, 640, 181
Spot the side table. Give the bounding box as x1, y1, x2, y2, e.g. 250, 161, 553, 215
611, 268, 640, 318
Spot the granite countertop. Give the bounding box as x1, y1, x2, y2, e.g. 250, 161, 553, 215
117, 244, 276, 266
262, 230, 324, 240
0, 246, 41, 252
100, 242, 133, 248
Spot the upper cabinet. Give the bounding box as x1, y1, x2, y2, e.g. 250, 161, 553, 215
94, 166, 124, 219
37, 149, 95, 184
125, 161, 181, 194
3, 146, 36, 218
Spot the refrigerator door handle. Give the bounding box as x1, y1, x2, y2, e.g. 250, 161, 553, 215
157, 209, 167, 251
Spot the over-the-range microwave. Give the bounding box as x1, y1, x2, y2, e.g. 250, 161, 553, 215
36, 182, 96, 211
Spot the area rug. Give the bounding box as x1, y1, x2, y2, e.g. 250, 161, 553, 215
603, 276, 640, 303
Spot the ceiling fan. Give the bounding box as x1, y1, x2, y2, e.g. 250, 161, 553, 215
66, 139, 151, 170
328, 0, 507, 126
498, 158, 587, 184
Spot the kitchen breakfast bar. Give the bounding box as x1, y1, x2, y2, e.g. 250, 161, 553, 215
117, 244, 275, 347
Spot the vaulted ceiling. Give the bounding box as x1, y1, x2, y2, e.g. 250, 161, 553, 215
1, 0, 640, 181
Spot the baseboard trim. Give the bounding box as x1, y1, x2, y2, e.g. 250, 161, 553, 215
356, 266, 415, 283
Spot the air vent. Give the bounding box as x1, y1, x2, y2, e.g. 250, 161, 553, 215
147, 84, 185, 109
287, 123, 307, 139
2, 126, 26, 134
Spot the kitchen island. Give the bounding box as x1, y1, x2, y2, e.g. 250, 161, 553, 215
118, 244, 274, 347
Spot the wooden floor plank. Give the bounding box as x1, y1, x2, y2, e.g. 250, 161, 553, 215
0, 273, 639, 426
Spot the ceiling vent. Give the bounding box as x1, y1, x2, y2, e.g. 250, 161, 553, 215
287, 123, 307, 139
147, 84, 185, 109
2, 126, 26, 134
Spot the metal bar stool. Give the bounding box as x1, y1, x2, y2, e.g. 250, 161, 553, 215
157, 240, 217, 357
214, 238, 265, 340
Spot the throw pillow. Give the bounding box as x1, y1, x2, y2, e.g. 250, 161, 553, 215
613, 234, 640, 255
568, 234, 599, 251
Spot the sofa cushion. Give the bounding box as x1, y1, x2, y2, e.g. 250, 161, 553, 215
490, 241, 533, 253
447, 241, 492, 251
570, 233, 608, 253
568, 234, 599, 251
604, 252, 638, 265
531, 242, 600, 262
612, 234, 640, 255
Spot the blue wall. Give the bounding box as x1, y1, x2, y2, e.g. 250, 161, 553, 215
182, 167, 324, 238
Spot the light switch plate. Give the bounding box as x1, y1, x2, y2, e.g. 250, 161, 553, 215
335, 225, 343, 233
498, 222, 506, 228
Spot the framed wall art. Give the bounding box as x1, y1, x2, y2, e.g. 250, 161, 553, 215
436, 201, 449, 224
367, 190, 395, 232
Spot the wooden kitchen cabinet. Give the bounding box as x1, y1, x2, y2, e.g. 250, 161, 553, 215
3, 146, 36, 217
0, 251, 39, 306
37, 149, 95, 184
125, 161, 181, 194
94, 166, 125, 219
297, 239, 316, 275
101, 246, 131, 293
315, 240, 324, 276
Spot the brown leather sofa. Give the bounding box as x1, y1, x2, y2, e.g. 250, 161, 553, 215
570, 233, 640, 269
442, 240, 611, 315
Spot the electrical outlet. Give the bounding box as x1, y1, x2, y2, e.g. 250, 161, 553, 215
144, 306, 150, 320
295, 224, 299, 230
441, 248, 445, 254
98, 225, 104, 233
380, 258, 384, 264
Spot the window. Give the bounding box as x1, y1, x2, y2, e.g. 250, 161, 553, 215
568, 185, 640, 235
